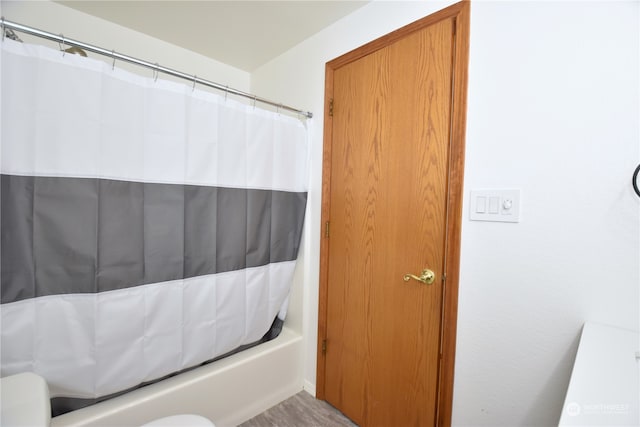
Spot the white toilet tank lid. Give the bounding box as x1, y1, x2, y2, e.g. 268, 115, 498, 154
0, 372, 52, 427
140, 414, 215, 427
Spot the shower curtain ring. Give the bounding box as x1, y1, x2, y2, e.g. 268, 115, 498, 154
59, 34, 65, 56
252, 95, 257, 109
224, 85, 229, 101
153, 63, 159, 82
111, 49, 116, 70
192, 74, 197, 92
1, 18, 5, 42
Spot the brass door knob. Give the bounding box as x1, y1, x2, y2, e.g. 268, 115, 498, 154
403, 269, 435, 285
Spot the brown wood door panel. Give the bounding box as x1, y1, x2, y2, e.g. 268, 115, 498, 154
318, 2, 470, 427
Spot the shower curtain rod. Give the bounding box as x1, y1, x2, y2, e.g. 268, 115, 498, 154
1, 18, 313, 119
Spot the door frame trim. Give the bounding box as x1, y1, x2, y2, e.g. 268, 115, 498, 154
316, 2, 470, 425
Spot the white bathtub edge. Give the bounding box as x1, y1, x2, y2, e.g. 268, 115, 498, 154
52, 327, 304, 427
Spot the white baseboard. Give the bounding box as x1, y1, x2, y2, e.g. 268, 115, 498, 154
303, 380, 316, 397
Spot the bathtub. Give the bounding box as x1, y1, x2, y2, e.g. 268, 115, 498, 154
50, 327, 303, 427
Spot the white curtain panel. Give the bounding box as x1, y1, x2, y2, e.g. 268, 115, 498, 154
0, 39, 309, 400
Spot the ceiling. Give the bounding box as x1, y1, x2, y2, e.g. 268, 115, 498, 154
56, 1, 369, 72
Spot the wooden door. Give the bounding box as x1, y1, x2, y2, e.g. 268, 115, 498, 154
317, 3, 470, 427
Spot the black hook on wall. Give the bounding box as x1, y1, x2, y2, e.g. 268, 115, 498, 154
633, 164, 640, 198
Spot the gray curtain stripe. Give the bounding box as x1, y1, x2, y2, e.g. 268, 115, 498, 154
1, 174, 307, 304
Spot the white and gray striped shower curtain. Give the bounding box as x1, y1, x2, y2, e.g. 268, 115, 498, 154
0, 39, 308, 402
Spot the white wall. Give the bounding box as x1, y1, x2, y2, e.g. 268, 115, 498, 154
0, 0, 249, 92
456, 1, 638, 425
251, 0, 640, 425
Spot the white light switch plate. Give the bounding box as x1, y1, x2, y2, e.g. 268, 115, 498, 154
470, 189, 521, 222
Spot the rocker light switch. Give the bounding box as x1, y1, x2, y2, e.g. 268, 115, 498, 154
470, 189, 521, 223
476, 196, 486, 213
488, 197, 500, 214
